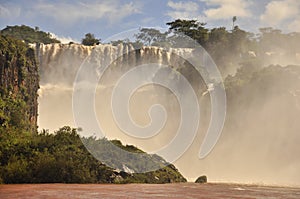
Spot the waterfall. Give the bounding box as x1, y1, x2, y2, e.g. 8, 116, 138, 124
35, 43, 206, 133
35, 42, 212, 173
34, 42, 300, 186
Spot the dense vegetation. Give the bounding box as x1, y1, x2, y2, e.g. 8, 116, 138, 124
131, 19, 300, 76
0, 126, 186, 184
0, 35, 39, 133
1, 25, 60, 44
81, 33, 100, 46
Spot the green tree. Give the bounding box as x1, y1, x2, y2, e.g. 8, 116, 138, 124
134, 28, 167, 46
110, 39, 143, 49
205, 27, 230, 67
0, 25, 60, 44
232, 16, 237, 30
229, 26, 252, 54
0, 126, 187, 184
81, 33, 100, 46
166, 19, 209, 46
0, 35, 39, 133
207, 27, 229, 49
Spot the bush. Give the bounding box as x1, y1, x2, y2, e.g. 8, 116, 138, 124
0, 126, 187, 184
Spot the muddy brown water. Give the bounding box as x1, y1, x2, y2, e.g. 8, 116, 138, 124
1, 183, 300, 198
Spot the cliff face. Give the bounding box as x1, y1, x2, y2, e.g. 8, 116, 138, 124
0, 35, 39, 133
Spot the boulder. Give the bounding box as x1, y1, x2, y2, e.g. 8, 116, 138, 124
195, 175, 207, 183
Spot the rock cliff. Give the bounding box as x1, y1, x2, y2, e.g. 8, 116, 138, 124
0, 35, 39, 132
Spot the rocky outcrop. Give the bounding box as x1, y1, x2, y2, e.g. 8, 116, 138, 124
0, 35, 39, 132
195, 175, 207, 183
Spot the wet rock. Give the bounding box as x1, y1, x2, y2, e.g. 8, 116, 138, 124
195, 175, 207, 183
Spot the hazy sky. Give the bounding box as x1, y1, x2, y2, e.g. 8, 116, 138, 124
1, 0, 300, 42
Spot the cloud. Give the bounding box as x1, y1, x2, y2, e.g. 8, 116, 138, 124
49, 33, 79, 44
288, 18, 300, 32
166, 1, 204, 20
0, 4, 11, 17
0, 3, 21, 18
165, 0, 253, 30
200, 0, 252, 20
168, 1, 199, 11
32, 0, 141, 24
260, 0, 300, 30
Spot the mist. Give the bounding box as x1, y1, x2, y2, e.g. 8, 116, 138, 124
36, 31, 300, 186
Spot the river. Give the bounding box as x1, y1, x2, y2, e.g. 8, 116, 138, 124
1, 183, 300, 198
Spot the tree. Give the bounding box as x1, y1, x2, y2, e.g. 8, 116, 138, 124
0, 25, 60, 44
167, 19, 200, 33
134, 28, 167, 46
206, 27, 230, 61
110, 39, 143, 49
110, 39, 130, 46
232, 16, 237, 30
209, 27, 229, 45
81, 33, 100, 46
166, 19, 209, 47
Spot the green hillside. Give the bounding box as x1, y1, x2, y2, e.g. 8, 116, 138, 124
1, 25, 60, 44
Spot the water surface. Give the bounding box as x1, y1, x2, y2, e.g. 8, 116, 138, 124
1, 183, 300, 198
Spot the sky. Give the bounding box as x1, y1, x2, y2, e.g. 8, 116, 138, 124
1, 0, 300, 43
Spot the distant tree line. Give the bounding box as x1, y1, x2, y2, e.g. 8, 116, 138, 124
0, 25, 60, 44
102, 19, 300, 76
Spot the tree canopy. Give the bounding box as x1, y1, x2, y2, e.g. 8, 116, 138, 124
81, 33, 100, 46
0, 126, 187, 184
167, 19, 209, 46
0, 25, 60, 44
134, 28, 167, 46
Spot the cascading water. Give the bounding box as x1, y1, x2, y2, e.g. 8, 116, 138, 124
36, 42, 213, 173
36, 43, 204, 133
35, 42, 300, 185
